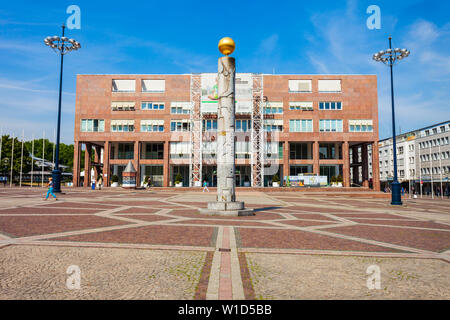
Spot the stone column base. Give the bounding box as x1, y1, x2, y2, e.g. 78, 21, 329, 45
199, 201, 254, 216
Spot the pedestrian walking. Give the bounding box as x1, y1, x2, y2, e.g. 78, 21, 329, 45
146, 177, 152, 189
202, 180, 209, 192
44, 177, 57, 200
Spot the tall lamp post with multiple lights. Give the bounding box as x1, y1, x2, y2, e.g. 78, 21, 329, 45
44, 25, 81, 193
373, 36, 410, 205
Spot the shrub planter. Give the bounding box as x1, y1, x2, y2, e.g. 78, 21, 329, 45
273, 182, 280, 187
175, 182, 183, 187
111, 182, 119, 188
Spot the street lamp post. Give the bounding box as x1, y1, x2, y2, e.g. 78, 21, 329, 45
373, 36, 410, 205
44, 25, 81, 193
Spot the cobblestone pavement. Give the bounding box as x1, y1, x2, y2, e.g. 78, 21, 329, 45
245, 253, 450, 300
0, 187, 449, 299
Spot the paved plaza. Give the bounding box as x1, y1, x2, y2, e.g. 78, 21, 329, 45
0, 187, 449, 299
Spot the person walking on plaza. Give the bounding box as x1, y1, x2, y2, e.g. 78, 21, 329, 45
202, 180, 209, 192
146, 177, 152, 189
97, 176, 103, 190
44, 177, 57, 201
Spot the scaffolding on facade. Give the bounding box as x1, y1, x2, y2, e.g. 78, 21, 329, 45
189, 74, 202, 186
251, 74, 265, 187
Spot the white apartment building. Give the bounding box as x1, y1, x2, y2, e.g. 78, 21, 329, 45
378, 120, 450, 193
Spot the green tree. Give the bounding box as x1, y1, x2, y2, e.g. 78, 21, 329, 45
0, 135, 32, 182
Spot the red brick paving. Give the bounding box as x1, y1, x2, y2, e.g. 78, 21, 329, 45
0, 215, 129, 237
0, 207, 102, 214
280, 220, 338, 227
194, 251, 214, 300
291, 214, 339, 221
284, 206, 364, 213
324, 225, 450, 252
333, 213, 413, 220
238, 252, 256, 300
97, 200, 171, 207
351, 218, 450, 230
171, 219, 269, 227
169, 209, 285, 220
52, 225, 215, 247
114, 207, 162, 214
37, 202, 119, 209
238, 228, 402, 252
115, 214, 176, 222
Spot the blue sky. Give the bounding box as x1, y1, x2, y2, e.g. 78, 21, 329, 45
0, 0, 449, 143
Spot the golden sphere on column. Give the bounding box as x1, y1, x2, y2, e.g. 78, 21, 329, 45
218, 37, 235, 56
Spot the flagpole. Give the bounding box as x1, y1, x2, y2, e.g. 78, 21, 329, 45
52, 128, 55, 170
10, 133, 14, 188
419, 145, 422, 198
439, 144, 443, 200
31, 134, 34, 188
20, 130, 24, 187
430, 144, 433, 199
41, 131, 45, 188
0, 127, 2, 183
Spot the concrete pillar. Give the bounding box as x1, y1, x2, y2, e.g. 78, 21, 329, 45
352, 145, 359, 185
84, 143, 92, 188
73, 141, 81, 187
283, 142, 289, 185
313, 141, 319, 175
343, 141, 350, 187
163, 141, 169, 187
134, 141, 140, 187
200, 52, 252, 216
371, 142, 381, 191
94, 146, 101, 181
362, 143, 369, 187
216, 56, 236, 202
103, 141, 110, 187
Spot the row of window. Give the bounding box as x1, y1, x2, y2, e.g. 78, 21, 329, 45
81, 119, 373, 133
113, 101, 345, 113
419, 137, 449, 149
420, 166, 450, 175
420, 151, 450, 162
111, 79, 343, 94
423, 124, 450, 137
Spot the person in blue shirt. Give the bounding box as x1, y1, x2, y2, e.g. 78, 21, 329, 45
202, 180, 209, 192
45, 177, 57, 200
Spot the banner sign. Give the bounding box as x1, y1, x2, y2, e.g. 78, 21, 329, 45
285, 175, 328, 187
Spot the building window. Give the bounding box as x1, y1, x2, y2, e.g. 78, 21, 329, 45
264, 102, 283, 114
142, 102, 164, 110
111, 120, 134, 132
170, 142, 191, 158
111, 101, 135, 111
170, 120, 190, 132
112, 79, 135, 92
81, 119, 105, 132
289, 102, 313, 111
349, 120, 373, 132
288, 80, 312, 92
318, 80, 341, 93
170, 102, 191, 114
398, 146, 404, 155
236, 119, 252, 132
203, 119, 217, 132
319, 102, 342, 110
319, 119, 343, 132
140, 120, 164, 132
289, 119, 313, 132
264, 120, 283, 132
142, 79, 165, 93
